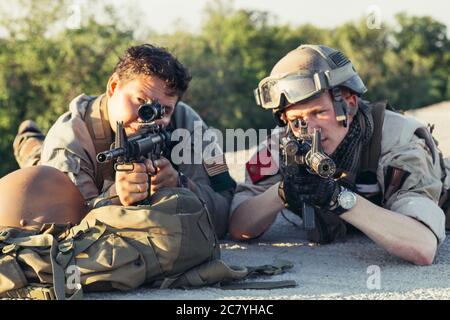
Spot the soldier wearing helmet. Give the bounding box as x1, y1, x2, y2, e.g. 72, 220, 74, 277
230, 44, 446, 265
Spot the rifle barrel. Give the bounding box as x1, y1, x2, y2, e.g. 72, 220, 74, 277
96, 148, 126, 163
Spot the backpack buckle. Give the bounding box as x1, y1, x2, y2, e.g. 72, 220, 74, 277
5, 284, 56, 300
0, 230, 10, 241
58, 240, 74, 253
2, 243, 17, 254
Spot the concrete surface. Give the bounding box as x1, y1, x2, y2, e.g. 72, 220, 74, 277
87, 213, 450, 300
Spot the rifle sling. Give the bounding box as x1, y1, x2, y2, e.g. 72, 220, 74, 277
85, 95, 114, 191
360, 101, 386, 176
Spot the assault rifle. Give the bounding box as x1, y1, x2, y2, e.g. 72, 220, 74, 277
96, 102, 170, 172
279, 120, 336, 230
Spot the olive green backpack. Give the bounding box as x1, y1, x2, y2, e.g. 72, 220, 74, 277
0, 188, 295, 300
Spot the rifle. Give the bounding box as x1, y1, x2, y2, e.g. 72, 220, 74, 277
279, 120, 336, 230
96, 102, 170, 172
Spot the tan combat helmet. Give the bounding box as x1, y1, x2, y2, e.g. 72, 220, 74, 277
0, 166, 88, 230
254, 44, 367, 127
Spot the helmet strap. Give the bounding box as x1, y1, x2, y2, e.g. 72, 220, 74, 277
273, 94, 290, 127
273, 110, 287, 127
331, 87, 349, 128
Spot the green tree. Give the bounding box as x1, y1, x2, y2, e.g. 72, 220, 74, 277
327, 18, 392, 105
0, 0, 449, 176
0, 0, 135, 176
385, 13, 450, 109
157, 0, 330, 132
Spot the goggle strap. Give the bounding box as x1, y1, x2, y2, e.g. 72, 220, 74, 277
313, 72, 328, 91
327, 63, 356, 87
253, 88, 262, 106
331, 87, 349, 127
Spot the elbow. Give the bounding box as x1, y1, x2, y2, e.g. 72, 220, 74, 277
411, 245, 436, 266
229, 230, 245, 241
384, 224, 438, 266
228, 200, 274, 241
229, 228, 257, 241
229, 216, 260, 241
391, 241, 437, 266
411, 233, 438, 266
229, 223, 254, 241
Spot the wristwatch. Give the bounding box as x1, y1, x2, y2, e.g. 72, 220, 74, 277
178, 171, 189, 189
331, 186, 357, 215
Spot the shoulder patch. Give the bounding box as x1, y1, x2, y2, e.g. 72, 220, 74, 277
203, 154, 229, 177
246, 147, 279, 184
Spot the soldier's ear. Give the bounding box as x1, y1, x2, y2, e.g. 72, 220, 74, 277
341, 88, 358, 108
106, 73, 121, 98
345, 94, 357, 109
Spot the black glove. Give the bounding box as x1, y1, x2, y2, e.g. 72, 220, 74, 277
279, 173, 340, 211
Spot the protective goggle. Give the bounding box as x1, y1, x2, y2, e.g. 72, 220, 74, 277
254, 63, 356, 110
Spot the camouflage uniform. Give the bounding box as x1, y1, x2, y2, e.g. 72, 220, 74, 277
231, 108, 447, 244
14, 94, 235, 238
13, 120, 45, 168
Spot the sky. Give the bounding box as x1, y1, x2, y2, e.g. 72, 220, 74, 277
0, 0, 449, 36
123, 0, 450, 34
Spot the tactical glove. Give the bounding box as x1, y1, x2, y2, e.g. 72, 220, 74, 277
279, 173, 340, 211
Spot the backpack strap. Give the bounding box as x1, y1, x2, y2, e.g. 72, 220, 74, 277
0, 232, 82, 300
360, 101, 387, 174
84, 94, 114, 192
219, 259, 296, 290
159, 259, 297, 290
218, 280, 297, 290
3, 284, 57, 300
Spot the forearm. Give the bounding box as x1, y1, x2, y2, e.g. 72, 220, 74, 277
229, 183, 285, 240
340, 195, 437, 265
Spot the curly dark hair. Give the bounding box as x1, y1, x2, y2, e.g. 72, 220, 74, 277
113, 44, 192, 98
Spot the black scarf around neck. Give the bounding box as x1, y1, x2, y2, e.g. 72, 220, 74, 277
330, 109, 373, 185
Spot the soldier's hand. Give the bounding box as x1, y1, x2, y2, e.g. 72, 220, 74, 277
149, 157, 179, 194
115, 162, 149, 206
280, 173, 340, 210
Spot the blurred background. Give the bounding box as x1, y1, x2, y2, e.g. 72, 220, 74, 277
0, 0, 449, 177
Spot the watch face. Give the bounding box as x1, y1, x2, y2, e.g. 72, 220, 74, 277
339, 191, 357, 210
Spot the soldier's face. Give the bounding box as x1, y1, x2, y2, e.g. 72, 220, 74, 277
282, 91, 354, 155
106, 73, 178, 136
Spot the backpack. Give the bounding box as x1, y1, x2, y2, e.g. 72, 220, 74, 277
0, 188, 295, 300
